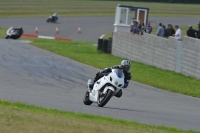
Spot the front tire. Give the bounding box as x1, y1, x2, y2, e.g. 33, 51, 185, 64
83, 91, 93, 105
98, 89, 113, 107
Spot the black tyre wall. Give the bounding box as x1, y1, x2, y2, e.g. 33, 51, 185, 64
102, 39, 108, 53
97, 38, 103, 51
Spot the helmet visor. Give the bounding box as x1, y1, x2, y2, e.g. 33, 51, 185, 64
124, 66, 130, 71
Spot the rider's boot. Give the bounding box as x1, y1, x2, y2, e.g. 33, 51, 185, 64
88, 75, 99, 91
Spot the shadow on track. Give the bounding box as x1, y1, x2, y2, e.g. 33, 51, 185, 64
91, 105, 146, 113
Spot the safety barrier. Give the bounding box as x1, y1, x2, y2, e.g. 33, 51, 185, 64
97, 38, 112, 53
112, 32, 200, 79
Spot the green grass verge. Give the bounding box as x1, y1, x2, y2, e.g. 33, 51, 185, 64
0, 0, 200, 17
0, 100, 199, 133
0, 27, 7, 39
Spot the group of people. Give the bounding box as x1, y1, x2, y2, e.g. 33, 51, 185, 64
130, 21, 200, 40
186, 22, 200, 39
130, 21, 153, 35
156, 22, 200, 39
156, 23, 182, 39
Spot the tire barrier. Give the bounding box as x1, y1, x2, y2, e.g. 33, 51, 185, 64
107, 37, 112, 53
97, 38, 112, 53
102, 39, 109, 53
97, 38, 103, 51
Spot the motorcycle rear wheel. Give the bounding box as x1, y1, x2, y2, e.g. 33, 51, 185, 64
83, 91, 93, 105
98, 89, 113, 107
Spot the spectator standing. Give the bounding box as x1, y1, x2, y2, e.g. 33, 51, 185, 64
132, 26, 139, 34
130, 21, 136, 32
130, 25, 134, 33
145, 22, 152, 34
138, 23, 143, 35
141, 23, 146, 33
173, 25, 182, 40
162, 25, 167, 37
197, 22, 200, 39
187, 25, 198, 38
156, 23, 164, 37
165, 24, 175, 37
171, 25, 175, 35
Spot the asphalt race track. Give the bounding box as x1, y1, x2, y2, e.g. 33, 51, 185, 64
0, 17, 200, 130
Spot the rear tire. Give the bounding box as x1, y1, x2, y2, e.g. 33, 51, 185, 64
98, 89, 113, 107
83, 91, 93, 105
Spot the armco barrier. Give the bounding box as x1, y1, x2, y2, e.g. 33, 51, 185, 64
112, 32, 200, 79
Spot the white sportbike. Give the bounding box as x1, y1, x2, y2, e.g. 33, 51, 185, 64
83, 69, 124, 107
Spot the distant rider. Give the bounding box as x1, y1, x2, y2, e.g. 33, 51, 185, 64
52, 12, 58, 21
89, 60, 132, 98
5, 26, 23, 39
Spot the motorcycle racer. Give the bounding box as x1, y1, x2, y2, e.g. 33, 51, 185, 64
88, 60, 132, 97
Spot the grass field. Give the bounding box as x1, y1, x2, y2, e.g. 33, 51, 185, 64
1, 100, 199, 133
0, 0, 200, 17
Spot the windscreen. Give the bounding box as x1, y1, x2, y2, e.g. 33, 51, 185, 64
114, 69, 124, 78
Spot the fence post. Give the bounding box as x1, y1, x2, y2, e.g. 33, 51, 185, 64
175, 40, 182, 73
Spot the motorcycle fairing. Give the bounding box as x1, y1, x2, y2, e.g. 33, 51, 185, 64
89, 69, 124, 102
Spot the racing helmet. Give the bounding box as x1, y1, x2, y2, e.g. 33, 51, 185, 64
121, 60, 131, 72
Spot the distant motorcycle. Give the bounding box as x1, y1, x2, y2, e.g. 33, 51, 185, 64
46, 16, 58, 23
83, 69, 125, 107
5, 27, 23, 40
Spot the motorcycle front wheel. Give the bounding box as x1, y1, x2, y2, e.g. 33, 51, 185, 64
98, 89, 113, 107
83, 91, 93, 105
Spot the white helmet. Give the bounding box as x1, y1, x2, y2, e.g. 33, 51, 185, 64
121, 60, 131, 72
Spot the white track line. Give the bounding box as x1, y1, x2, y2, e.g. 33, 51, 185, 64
38, 35, 55, 39
99, 34, 105, 39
